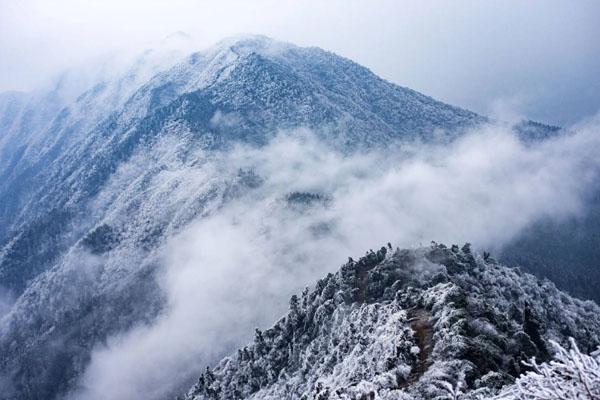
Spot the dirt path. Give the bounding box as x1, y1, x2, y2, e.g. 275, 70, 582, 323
406, 308, 433, 384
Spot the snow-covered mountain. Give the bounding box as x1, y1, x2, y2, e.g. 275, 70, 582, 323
184, 243, 600, 400
0, 35, 584, 400
0, 35, 491, 293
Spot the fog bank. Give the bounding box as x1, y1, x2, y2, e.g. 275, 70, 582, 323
73, 118, 600, 399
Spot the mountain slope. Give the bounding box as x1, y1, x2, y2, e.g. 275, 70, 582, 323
184, 243, 600, 400
0, 35, 489, 296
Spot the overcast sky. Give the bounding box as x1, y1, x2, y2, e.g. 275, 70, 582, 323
0, 0, 598, 126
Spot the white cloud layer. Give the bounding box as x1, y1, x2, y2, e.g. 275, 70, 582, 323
71, 117, 600, 399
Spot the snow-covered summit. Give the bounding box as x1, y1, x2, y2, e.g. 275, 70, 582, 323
205, 34, 297, 57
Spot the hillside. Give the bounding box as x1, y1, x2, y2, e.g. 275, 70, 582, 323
0, 35, 489, 302
184, 243, 600, 399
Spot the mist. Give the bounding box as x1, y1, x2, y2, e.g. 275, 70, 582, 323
69, 116, 600, 399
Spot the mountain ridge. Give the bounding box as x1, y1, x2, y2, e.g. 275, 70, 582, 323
0, 35, 494, 296
183, 243, 600, 400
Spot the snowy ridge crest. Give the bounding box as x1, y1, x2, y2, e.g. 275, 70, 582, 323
185, 243, 600, 400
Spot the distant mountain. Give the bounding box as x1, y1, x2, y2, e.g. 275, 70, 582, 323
0, 35, 492, 295
184, 243, 600, 399
0, 35, 571, 400
0, 34, 560, 299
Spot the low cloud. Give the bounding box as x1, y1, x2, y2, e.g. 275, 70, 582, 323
210, 110, 243, 130
72, 118, 600, 399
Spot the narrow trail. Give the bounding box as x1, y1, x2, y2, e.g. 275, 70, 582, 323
405, 308, 434, 384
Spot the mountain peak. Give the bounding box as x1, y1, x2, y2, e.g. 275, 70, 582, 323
164, 30, 193, 41
201, 34, 298, 61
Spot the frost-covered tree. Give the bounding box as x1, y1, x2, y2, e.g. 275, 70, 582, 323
495, 338, 600, 400
185, 244, 600, 400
